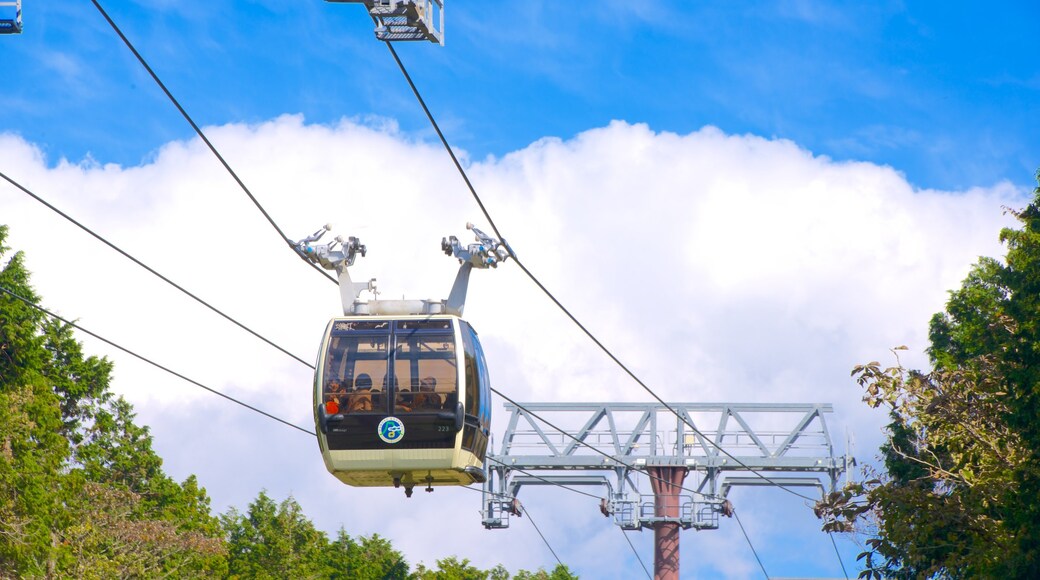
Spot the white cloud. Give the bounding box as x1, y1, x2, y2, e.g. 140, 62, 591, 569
0, 117, 1026, 578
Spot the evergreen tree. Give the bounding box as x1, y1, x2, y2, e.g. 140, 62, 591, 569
512, 565, 580, 580
411, 556, 489, 580
0, 225, 226, 577
223, 491, 331, 579
326, 529, 410, 579
0, 226, 77, 575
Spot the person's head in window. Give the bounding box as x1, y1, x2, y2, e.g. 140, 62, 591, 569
355, 373, 373, 391
420, 376, 437, 392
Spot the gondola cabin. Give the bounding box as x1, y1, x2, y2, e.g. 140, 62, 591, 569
297, 223, 508, 496
314, 315, 492, 495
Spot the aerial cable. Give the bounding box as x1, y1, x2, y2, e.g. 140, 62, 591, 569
384, 47, 821, 504
519, 501, 565, 568
829, 532, 850, 579
460, 479, 569, 569
379, 41, 505, 242
621, 529, 653, 580
733, 508, 770, 579
89, 0, 336, 285
458, 484, 569, 573
509, 261, 818, 501
0, 170, 315, 369
0, 285, 315, 437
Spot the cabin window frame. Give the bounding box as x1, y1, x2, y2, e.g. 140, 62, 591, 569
321, 319, 460, 416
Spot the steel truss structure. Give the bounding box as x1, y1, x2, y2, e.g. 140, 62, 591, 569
482, 402, 851, 531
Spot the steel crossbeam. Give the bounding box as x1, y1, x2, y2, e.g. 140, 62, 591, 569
482, 402, 850, 531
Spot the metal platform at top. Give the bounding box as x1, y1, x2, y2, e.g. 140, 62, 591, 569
326, 0, 444, 45
0, 0, 22, 34
482, 402, 852, 530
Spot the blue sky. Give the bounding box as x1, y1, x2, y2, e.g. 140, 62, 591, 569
3, 1, 1038, 190
1, 2, 1038, 579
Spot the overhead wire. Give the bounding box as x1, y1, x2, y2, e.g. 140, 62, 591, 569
0, 169, 314, 368
830, 531, 850, 579
381, 38, 824, 505
733, 508, 770, 579
0, 285, 315, 437
89, 0, 337, 285
457, 480, 570, 570
621, 529, 653, 580
380, 42, 503, 240
518, 501, 565, 568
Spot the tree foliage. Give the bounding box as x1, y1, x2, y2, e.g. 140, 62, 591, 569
817, 172, 1040, 578
222, 491, 332, 579
327, 529, 410, 579
0, 225, 226, 577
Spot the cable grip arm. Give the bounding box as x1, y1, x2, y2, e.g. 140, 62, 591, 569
442, 222, 510, 315
295, 225, 376, 313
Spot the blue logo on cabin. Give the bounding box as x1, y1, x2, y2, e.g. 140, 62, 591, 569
377, 417, 405, 444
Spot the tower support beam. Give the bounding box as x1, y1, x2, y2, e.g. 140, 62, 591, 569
648, 466, 687, 580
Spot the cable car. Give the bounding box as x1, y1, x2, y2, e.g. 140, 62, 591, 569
297, 223, 509, 496
0, 0, 22, 34
325, 0, 444, 45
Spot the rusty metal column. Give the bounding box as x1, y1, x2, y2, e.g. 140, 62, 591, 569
648, 466, 688, 580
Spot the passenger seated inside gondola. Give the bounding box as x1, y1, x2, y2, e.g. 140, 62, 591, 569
395, 385, 413, 413
414, 376, 442, 410
324, 380, 347, 414
346, 374, 374, 413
